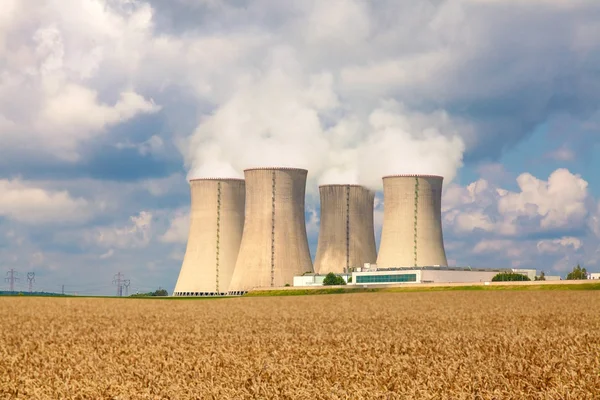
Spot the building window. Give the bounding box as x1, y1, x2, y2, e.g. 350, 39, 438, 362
356, 274, 417, 283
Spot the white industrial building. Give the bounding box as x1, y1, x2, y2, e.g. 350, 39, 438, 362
293, 274, 352, 287
293, 266, 538, 287
511, 268, 537, 281
589, 273, 600, 280
544, 275, 562, 281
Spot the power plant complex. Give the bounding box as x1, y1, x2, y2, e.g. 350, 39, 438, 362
173, 169, 529, 296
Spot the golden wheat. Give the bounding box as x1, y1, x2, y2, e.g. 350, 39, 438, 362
1, 291, 599, 399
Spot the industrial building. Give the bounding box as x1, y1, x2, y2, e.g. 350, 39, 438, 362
377, 175, 448, 268
314, 185, 377, 275
292, 267, 539, 287
512, 268, 537, 281
350, 267, 531, 285
293, 273, 352, 287
173, 178, 245, 296
228, 168, 314, 294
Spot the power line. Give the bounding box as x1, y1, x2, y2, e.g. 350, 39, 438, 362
112, 272, 126, 297
27, 272, 35, 293
5, 269, 19, 293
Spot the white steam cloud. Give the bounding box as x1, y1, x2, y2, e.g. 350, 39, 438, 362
185, 47, 465, 190
169, 0, 599, 190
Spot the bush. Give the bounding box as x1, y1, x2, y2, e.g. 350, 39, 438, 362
322, 272, 346, 286
131, 289, 169, 297
566, 264, 587, 280
492, 273, 531, 282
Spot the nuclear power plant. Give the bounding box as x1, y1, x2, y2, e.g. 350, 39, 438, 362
172, 169, 473, 295
314, 185, 377, 275
227, 168, 313, 294
377, 175, 448, 268
172, 178, 245, 296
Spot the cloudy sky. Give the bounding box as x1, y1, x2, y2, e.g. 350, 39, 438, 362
1, 0, 599, 294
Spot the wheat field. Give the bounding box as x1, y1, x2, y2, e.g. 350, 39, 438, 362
1, 291, 599, 399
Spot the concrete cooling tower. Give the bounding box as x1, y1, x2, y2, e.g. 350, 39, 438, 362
173, 178, 245, 297
314, 185, 377, 274
377, 175, 448, 268
228, 168, 313, 294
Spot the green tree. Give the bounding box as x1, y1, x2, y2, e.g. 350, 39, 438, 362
322, 272, 346, 286
535, 271, 546, 281
152, 289, 169, 296
491, 272, 531, 282
566, 264, 588, 280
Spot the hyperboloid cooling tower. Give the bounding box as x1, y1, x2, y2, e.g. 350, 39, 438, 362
377, 175, 448, 268
228, 168, 313, 294
314, 185, 377, 274
173, 178, 245, 296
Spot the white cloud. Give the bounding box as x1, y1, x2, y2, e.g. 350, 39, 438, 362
498, 169, 588, 230
537, 237, 582, 254
160, 210, 189, 243
0, 179, 91, 224
305, 204, 320, 238
545, 147, 575, 162
4, 0, 600, 182
141, 174, 188, 197
443, 169, 590, 237
443, 168, 599, 273
91, 211, 154, 249
0, 0, 160, 161
472, 239, 524, 258
588, 202, 600, 238
185, 63, 334, 184
100, 249, 115, 260
116, 135, 165, 156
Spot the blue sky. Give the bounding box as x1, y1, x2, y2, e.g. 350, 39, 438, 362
1, 0, 599, 295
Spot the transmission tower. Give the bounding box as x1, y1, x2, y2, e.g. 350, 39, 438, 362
112, 272, 125, 297
123, 279, 131, 296
27, 272, 35, 293
5, 269, 19, 293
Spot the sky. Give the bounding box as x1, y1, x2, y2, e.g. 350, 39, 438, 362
1, 0, 599, 295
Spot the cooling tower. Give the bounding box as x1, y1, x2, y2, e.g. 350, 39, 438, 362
377, 175, 448, 268
228, 168, 313, 294
173, 178, 245, 296
314, 185, 377, 274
